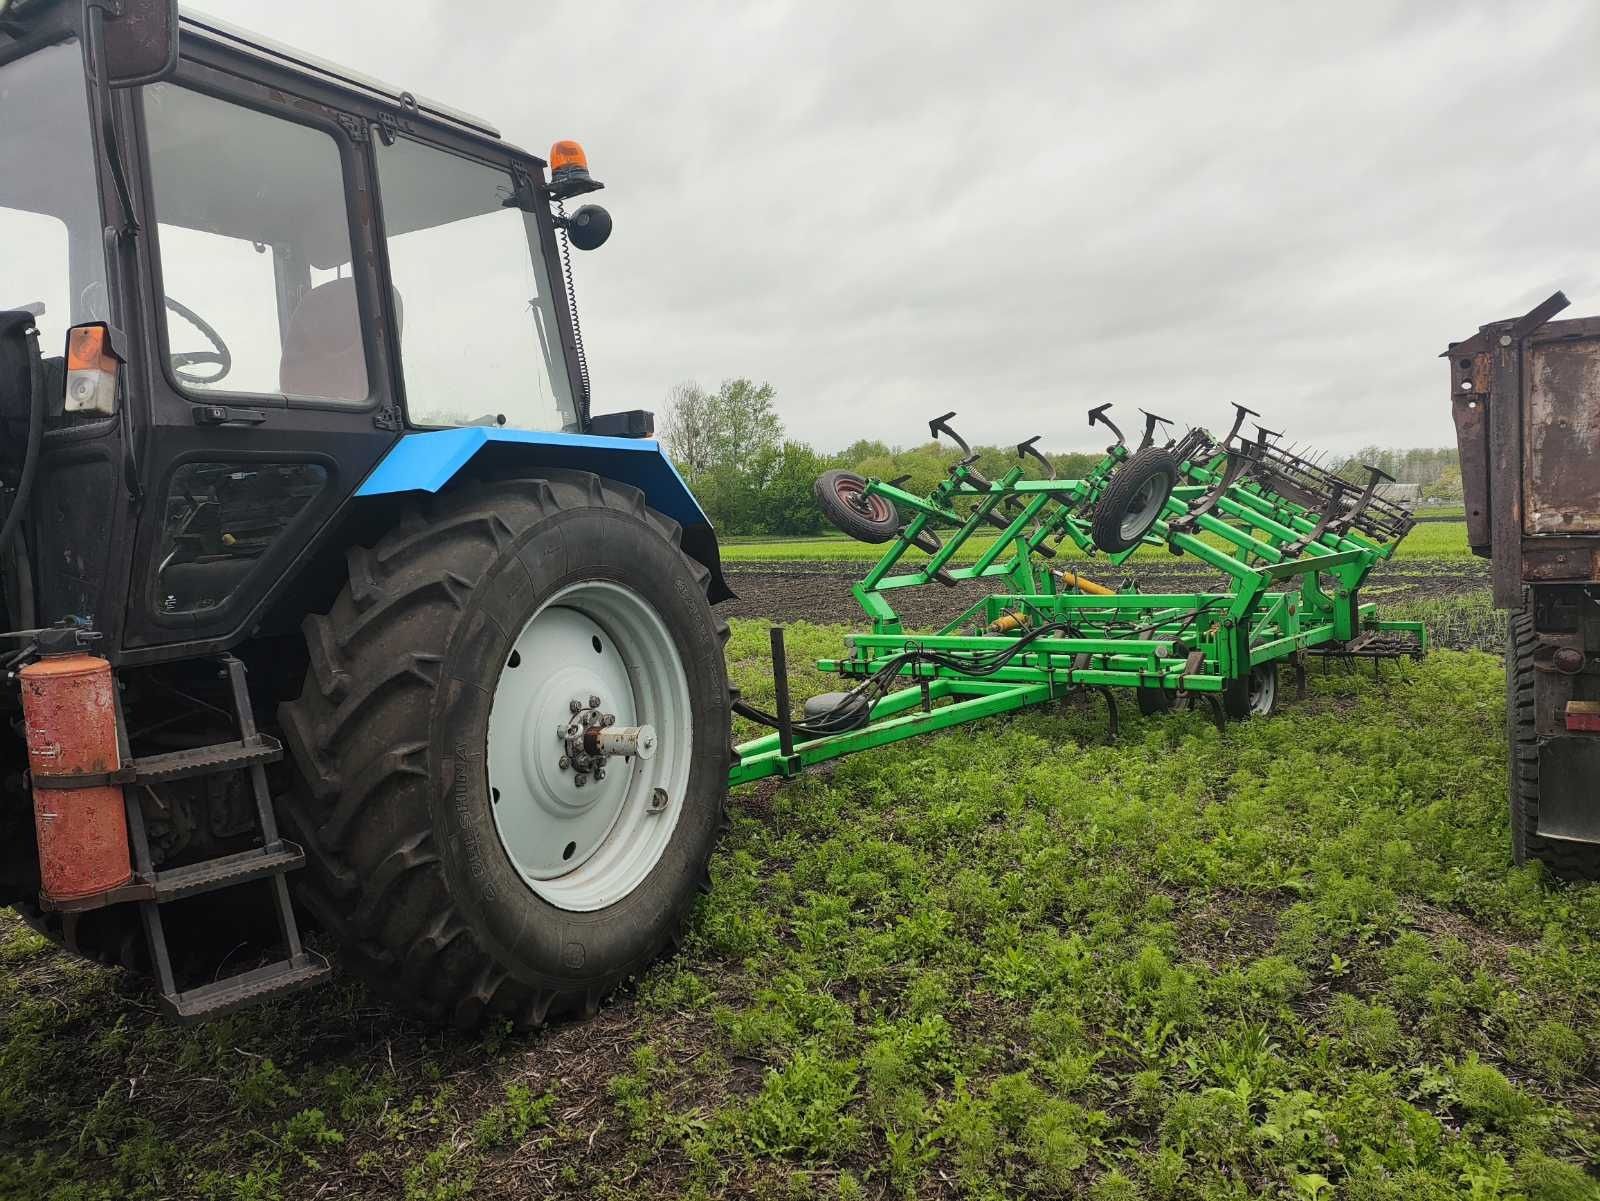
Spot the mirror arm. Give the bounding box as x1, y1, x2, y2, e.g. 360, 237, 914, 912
84, 3, 140, 237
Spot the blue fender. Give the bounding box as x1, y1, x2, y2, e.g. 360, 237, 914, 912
355, 428, 732, 601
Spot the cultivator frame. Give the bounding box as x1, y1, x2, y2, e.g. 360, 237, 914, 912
731, 404, 1426, 786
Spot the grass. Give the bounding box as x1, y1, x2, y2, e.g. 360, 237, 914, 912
2, 618, 1598, 1199
719, 521, 1474, 564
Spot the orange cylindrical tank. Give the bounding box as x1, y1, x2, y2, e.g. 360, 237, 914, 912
19, 653, 132, 903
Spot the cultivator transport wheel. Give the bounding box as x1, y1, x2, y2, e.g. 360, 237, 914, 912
814, 470, 900, 543
279, 474, 732, 1028
1507, 610, 1600, 880
1091, 447, 1179, 553
1223, 662, 1279, 721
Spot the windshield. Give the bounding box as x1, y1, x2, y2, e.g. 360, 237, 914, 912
0, 39, 109, 361
374, 135, 578, 432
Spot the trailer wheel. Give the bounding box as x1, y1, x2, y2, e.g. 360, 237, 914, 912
1508, 609, 1600, 880
279, 473, 731, 1028
1223, 662, 1278, 720
1091, 448, 1178, 553
814, 470, 900, 544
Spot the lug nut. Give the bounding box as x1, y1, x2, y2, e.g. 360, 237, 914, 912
648, 787, 669, 813
594, 767, 606, 781
574, 773, 587, 787
588, 695, 601, 709
558, 755, 570, 769
569, 698, 583, 713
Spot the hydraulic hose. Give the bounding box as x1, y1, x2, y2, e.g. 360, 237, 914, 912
0, 322, 45, 557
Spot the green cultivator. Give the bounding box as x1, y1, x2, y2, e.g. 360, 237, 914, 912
730, 404, 1426, 786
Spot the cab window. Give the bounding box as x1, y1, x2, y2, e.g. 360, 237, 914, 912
374, 136, 577, 431
142, 83, 368, 403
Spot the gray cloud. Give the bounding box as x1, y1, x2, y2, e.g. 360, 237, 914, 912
199, 0, 1600, 455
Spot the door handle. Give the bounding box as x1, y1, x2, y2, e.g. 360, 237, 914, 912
192, 404, 267, 427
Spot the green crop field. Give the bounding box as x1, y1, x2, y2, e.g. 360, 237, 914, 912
3, 620, 1597, 1201
719, 521, 1474, 565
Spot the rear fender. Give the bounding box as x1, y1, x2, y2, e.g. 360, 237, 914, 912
354, 428, 732, 602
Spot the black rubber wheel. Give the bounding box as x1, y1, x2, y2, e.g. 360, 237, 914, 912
1091, 448, 1178, 553
1222, 662, 1279, 721
814, 470, 899, 544
1137, 687, 1173, 716
1508, 609, 1600, 880
278, 473, 732, 1028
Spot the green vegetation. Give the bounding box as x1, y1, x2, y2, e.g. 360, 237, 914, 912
3, 621, 1596, 1199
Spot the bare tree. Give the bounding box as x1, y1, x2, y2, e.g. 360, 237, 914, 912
658, 381, 717, 482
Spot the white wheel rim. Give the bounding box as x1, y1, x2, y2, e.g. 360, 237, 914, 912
486, 581, 692, 912
1247, 664, 1277, 717
1120, 475, 1168, 542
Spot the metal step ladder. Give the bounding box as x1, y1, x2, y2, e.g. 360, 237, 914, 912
116, 655, 329, 1021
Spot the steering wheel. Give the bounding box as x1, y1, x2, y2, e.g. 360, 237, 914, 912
165, 296, 233, 385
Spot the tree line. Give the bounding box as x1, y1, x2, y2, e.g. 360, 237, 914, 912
659, 379, 1462, 536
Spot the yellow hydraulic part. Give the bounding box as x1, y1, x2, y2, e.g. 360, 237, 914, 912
989, 570, 1115, 632
1053, 569, 1115, 596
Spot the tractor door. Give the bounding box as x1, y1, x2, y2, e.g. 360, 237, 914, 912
118, 58, 401, 658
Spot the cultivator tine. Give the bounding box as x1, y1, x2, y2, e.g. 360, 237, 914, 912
1221, 402, 1260, 449
928, 411, 973, 458
1282, 479, 1349, 556
1137, 409, 1175, 450
1096, 687, 1119, 742
1087, 403, 1126, 449
1170, 444, 1257, 534
1015, 435, 1056, 479
1327, 463, 1394, 537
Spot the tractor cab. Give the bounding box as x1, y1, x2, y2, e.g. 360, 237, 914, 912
0, 0, 637, 660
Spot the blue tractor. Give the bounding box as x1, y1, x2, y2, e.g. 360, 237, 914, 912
0, 0, 733, 1023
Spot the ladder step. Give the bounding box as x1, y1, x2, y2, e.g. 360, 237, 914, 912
161, 952, 331, 1023
150, 842, 305, 902
129, 735, 282, 785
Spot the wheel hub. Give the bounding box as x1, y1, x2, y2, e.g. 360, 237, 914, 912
486, 582, 692, 911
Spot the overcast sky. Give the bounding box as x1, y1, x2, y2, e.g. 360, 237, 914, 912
196, 0, 1600, 456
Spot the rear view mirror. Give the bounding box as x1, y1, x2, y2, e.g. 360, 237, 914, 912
101, 0, 179, 87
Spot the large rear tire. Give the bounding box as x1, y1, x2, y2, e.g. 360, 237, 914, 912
1507, 609, 1600, 880
279, 473, 732, 1028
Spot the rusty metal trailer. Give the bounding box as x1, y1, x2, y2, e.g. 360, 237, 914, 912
1448, 291, 1600, 878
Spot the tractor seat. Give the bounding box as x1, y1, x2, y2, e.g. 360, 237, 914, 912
279, 278, 402, 402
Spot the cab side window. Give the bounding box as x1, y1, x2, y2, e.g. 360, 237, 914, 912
142, 83, 368, 403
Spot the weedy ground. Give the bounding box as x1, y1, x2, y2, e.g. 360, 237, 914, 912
2, 620, 1598, 1200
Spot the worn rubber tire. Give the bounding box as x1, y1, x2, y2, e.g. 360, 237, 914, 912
814, 470, 900, 544
1091, 448, 1178, 553
1507, 609, 1600, 880
1222, 662, 1279, 721
278, 473, 732, 1028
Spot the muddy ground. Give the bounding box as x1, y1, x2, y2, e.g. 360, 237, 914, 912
719, 557, 1490, 630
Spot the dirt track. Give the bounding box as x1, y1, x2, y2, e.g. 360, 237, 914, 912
720, 558, 1490, 628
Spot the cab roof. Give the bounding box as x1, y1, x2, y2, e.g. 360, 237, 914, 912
180, 8, 508, 146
